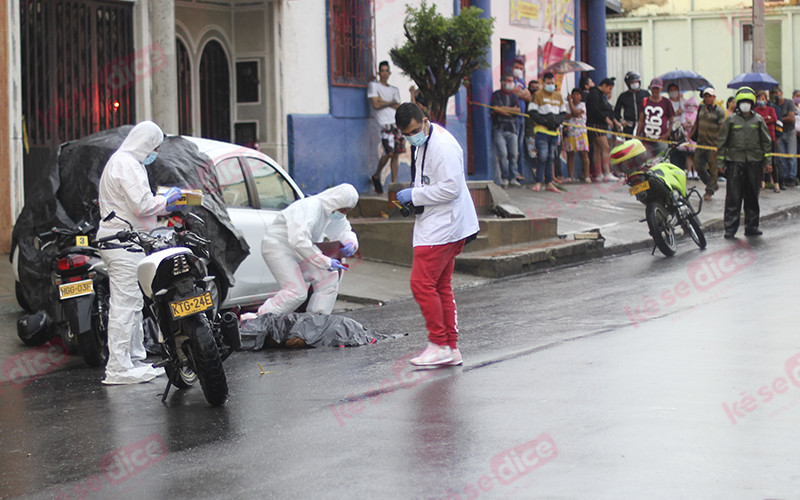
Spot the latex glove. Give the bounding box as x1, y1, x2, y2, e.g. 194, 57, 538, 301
396, 188, 413, 205
165, 202, 182, 212
163, 187, 182, 204
240, 312, 258, 321
341, 242, 357, 257
328, 258, 348, 272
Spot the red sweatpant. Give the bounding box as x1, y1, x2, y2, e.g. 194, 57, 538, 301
410, 239, 466, 349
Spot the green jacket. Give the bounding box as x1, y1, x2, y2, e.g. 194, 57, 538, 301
716, 111, 771, 165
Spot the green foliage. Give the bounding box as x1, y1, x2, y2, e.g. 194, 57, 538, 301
390, 2, 494, 125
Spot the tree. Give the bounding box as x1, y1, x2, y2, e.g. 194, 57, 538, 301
390, 2, 494, 126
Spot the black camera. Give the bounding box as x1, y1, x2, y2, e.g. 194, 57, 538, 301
396, 201, 424, 217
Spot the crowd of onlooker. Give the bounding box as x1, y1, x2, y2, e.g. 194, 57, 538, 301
487, 60, 800, 201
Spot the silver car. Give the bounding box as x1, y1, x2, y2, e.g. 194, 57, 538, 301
180, 137, 305, 310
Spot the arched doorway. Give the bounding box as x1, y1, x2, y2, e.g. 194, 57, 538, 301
176, 38, 192, 136
199, 40, 231, 141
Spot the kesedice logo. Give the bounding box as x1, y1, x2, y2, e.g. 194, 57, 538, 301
98, 433, 167, 486
489, 434, 558, 486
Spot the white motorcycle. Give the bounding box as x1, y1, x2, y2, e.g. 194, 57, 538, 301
97, 211, 240, 406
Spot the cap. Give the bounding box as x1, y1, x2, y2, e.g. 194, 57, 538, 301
649, 78, 663, 89
702, 87, 716, 97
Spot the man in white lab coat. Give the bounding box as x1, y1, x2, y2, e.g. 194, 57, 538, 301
395, 103, 479, 367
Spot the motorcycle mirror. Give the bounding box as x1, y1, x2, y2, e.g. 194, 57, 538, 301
187, 212, 205, 228
102, 211, 116, 222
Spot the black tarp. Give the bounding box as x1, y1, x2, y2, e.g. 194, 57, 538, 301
240, 313, 390, 349
12, 126, 249, 312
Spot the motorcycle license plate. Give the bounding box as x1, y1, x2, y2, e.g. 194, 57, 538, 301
75, 235, 89, 246
169, 292, 213, 319
59, 279, 93, 300
630, 181, 650, 195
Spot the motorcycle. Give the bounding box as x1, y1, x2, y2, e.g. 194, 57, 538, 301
29, 206, 109, 367
96, 211, 240, 407
614, 141, 707, 257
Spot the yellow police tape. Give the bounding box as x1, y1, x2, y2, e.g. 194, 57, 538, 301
469, 101, 800, 158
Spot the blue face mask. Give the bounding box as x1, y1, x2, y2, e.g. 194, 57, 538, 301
330, 211, 346, 221
405, 120, 429, 147
544, 84, 556, 93
142, 151, 158, 165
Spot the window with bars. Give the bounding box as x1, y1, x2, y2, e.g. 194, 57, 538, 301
328, 0, 375, 87
607, 30, 642, 48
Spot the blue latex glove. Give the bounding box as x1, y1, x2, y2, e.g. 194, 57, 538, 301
165, 202, 182, 212
396, 188, 413, 205
341, 242, 357, 257
328, 258, 348, 272
163, 187, 182, 204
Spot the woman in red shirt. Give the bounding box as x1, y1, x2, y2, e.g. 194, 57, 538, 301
755, 90, 780, 192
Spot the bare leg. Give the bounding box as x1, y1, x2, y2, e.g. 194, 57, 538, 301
580, 151, 591, 180
390, 153, 399, 183
374, 154, 391, 178
566, 151, 575, 179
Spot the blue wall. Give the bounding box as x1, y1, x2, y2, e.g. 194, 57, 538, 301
288, 108, 469, 196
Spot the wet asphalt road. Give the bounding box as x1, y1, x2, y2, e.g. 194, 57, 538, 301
2, 222, 800, 499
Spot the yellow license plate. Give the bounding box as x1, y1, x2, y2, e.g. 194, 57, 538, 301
59, 279, 94, 300
629, 181, 650, 195
169, 292, 214, 319
75, 235, 89, 246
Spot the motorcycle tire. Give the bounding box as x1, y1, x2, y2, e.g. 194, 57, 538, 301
183, 314, 228, 406
77, 312, 109, 368
684, 213, 707, 250
646, 202, 677, 257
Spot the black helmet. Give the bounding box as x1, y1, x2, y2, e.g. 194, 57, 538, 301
624, 71, 641, 88
17, 310, 53, 347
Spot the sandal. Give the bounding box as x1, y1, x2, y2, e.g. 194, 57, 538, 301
530, 183, 541, 192
371, 175, 383, 194
546, 184, 562, 194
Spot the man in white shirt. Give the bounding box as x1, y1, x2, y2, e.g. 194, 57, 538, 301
395, 103, 480, 367
367, 61, 404, 194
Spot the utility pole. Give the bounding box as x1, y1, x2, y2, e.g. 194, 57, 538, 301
752, 0, 766, 72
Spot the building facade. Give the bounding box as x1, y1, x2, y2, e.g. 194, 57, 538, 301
0, 0, 611, 252
606, 0, 800, 103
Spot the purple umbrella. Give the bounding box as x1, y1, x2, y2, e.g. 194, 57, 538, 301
656, 70, 711, 91
727, 72, 779, 91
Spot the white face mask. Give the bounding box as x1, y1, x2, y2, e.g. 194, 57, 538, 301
512, 68, 523, 79
739, 102, 752, 114
669, 90, 679, 99
504, 82, 516, 92
630, 82, 640, 91
330, 211, 346, 221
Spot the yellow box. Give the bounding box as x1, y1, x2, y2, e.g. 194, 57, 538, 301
157, 186, 204, 206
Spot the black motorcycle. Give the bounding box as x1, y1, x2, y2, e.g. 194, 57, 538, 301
26, 211, 109, 367
96, 211, 239, 406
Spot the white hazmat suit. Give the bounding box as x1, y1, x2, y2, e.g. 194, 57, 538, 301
257, 183, 360, 316
97, 121, 175, 385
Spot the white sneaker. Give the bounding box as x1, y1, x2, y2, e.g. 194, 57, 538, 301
603, 173, 619, 182
509, 179, 522, 187
102, 366, 158, 385
409, 343, 453, 366
445, 348, 463, 366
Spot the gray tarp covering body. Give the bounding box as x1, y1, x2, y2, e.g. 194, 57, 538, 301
11, 126, 249, 312
240, 313, 387, 348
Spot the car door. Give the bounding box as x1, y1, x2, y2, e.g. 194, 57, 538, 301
213, 155, 271, 308
241, 155, 303, 300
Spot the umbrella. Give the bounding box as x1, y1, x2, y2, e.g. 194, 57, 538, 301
727, 72, 779, 91
656, 70, 711, 91
543, 59, 594, 75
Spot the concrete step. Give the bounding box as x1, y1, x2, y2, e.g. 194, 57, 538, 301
455, 236, 605, 278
